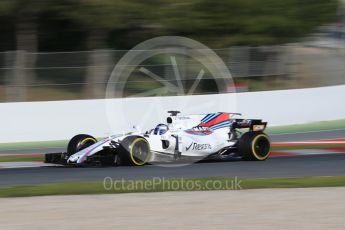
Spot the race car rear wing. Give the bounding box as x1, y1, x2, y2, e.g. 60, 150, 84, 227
230, 119, 267, 132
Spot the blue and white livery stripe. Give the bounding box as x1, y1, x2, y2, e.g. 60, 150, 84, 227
201, 112, 221, 123
210, 120, 231, 130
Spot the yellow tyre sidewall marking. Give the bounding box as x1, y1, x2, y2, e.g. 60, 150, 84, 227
80, 137, 97, 146
251, 134, 271, 160
129, 138, 150, 166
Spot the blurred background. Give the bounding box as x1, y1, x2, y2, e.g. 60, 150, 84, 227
0, 0, 344, 102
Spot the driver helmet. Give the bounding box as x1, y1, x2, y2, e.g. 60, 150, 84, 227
153, 124, 169, 135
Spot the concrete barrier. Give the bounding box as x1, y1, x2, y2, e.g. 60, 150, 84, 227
1, 84, 344, 143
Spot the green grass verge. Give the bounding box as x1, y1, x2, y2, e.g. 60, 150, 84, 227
0, 176, 344, 197
0, 119, 344, 151
0, 140, 68, 151
271, 143, 345, 151
0, 142, 344, 163
1, 119, 344, 151
0, 119, 343, 163
0, 155, 44, 162
267, 119, 345, 135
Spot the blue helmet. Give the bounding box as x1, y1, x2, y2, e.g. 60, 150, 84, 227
153, 124, 168, 135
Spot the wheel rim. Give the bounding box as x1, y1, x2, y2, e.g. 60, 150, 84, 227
252, 135, 270, 160
77, 138, 96, 152
130, 138, 150, 165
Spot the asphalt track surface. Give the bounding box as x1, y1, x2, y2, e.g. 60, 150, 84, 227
1, 153, 345, 187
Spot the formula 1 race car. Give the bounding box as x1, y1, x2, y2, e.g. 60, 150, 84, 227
45, 111, 271, 166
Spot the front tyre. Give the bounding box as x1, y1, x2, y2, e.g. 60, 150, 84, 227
238, 132, 271, 161
119, 136, 151, 166
67, 134, 97, 156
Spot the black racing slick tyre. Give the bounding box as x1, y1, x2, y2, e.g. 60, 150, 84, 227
67, 134, 97, 156
238, 131, 271, 161
118, 136, 151, 166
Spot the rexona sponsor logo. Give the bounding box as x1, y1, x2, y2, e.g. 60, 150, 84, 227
186, 142, 212, 151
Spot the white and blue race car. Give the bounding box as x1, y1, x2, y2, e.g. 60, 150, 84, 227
45, 111, 271, 166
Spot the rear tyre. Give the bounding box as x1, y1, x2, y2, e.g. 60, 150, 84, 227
119, 136, 151, 166
238, 132, 270, 161
67, 134, 97, 156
